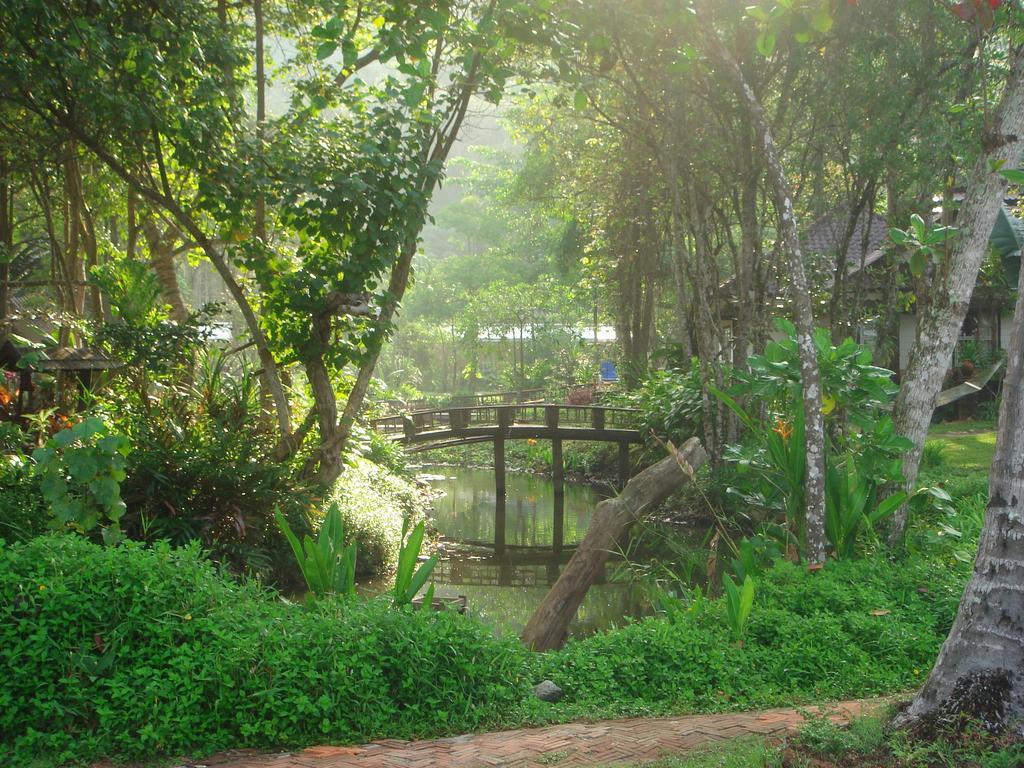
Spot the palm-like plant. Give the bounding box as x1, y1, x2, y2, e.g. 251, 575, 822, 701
276, 504, 357, 599
393, 516, 438, 608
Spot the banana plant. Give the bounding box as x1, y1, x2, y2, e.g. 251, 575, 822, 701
722, 574, 756, 645
275, 504, 357, 599
393, 516, 439, 608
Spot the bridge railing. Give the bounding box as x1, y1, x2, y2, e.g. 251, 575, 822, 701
382, 388, 546, 414
369, 403, 642, 439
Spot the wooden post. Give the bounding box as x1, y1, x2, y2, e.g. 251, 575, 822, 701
552, 485, 565, 555
544, 404, 560, 430
552, 437, 564, 500
521, 438, 708, 652
497, 405, 513, 430
592, 407, 606, 430
494, 436, 506, 498
494, 493, 507, 556
618, 442, 631, 488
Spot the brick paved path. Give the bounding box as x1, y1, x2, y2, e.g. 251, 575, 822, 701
203, 700, 871, 768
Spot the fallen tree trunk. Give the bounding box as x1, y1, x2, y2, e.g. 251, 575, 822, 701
521, 438, 708, 652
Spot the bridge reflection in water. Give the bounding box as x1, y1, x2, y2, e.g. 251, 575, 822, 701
423, 467, 648, 637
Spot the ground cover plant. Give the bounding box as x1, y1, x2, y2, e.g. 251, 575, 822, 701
4, 0, 1024, 765
0, 535, 530, 766
0, 535, 971, 766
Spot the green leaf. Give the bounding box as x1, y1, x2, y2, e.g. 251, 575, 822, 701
756, 30, 776, 57
889, 227, 909, 245
316, 42, 338, 60
810, 4, 833, 33
708, 387, 757, 432
573, 90, 588, 110
910, 213, 927, 242
1000, 168, 1024, 186
772, 317, 797, 337
871, 492, 907, 523
746, 6, 770, 22
909, 250, 927, 279
738, 575, 756, 625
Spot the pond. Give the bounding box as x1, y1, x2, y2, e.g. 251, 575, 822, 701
420, 466, 651, 638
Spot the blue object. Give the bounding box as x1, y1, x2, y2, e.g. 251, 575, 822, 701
599, 360, 619, 382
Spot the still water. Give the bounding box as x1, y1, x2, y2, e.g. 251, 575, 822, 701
421, 466, 650, 638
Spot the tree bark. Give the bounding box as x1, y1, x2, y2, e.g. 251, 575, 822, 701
253, 0, 266, 242
889, 46, 1024, 544
0, 156, 11, 324
892, 203, 1024, 735
520, 438, 708, 651
141, 218, 189, 324
706, 35, 829, 564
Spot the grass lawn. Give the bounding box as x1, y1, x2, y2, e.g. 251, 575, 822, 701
926, 419, 996, 436
926, 430, 996, 471
920, 420, 997, 498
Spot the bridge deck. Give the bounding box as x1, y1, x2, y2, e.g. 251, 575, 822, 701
371, 403, 644, 448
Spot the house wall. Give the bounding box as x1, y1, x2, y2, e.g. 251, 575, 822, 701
896, 310, 1012, 376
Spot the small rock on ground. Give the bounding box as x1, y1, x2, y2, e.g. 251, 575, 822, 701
534, 680, 564, 702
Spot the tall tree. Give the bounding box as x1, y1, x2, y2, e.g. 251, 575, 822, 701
893, 160, 1024, 735
890, 39, 1024, 542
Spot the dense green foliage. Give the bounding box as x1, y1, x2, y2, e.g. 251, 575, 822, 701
0, 459, 47, 542
540, 558, 964, 718
99, 354, 317, 581
0, 535, 529, 766
0, 535, 970, 766
32, 417, 130, 544
326, 458, 424, 578
652, 709, 1024, 768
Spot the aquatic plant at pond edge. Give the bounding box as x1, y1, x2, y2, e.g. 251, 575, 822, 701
393, 516, 438, 608
276, 504, 357, 599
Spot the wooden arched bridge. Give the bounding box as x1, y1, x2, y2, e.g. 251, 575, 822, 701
370, 403, 644, 493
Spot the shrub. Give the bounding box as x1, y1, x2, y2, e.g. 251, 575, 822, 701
539, 557, 966, 716
626, 362, 705, 444
0, 457, 48, 542
33, 417, 130, 543
99, 354, 316, 582
326, 458, 425, 577
0, 535, 530, 766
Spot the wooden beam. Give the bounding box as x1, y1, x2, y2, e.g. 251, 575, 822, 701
494, 493, 507, 556
552, 487, 565, 555
618, 442, 630, 488
552, 437, 564, 498
494, 436, 506, 497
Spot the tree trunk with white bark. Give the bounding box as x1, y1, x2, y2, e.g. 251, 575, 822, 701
890, 46, 1024, 544
893, 198, 1024, 735
706, 36, 829, 564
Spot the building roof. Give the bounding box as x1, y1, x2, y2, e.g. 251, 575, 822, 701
803, 207, 889, 264
33, 346, 121, 371
0, 340, 121, 372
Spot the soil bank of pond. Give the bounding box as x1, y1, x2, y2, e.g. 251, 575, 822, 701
419, 465, 650, 638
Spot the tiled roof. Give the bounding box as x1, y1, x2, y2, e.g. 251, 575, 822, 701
802, 207, 889, 263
